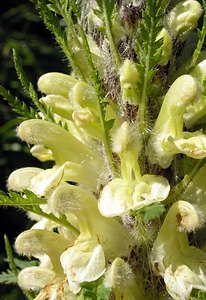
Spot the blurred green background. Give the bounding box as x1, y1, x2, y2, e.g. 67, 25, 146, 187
0, 0, 68, 298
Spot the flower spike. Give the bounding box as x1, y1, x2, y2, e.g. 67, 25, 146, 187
148, 74, 206, 168
99, 122, 170, 217
151, 200, 206, 300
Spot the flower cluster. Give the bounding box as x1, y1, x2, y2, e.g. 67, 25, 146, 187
3, 0, 206, 299
9, 74, 131, 297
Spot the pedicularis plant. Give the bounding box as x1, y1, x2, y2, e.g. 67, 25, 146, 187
2, 0, 206, 299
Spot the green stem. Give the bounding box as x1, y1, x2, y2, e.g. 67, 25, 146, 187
63, 9, 82, 50
28, 206, 80, 235
103, 2, 122, 69
189, 0, 206, 69
115, 290, 122, 300
58, 34, 86, 81
97, 90, 119, 177
36, 0, 86, 81
138, 18, 154, 140
137, 17, 156, 173
78, 24, 118, 177
4, 235, 18, 275
4, 234, 35, 300
165, 160, 203, 205
23, 291, 35, 300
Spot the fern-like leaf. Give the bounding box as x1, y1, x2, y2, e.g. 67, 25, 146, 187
0, 236, 17, 287
31, 206, 79, 234
66, 3, 118, 176
4, 235, 18, 276
0, 190, 79, 234
0, 190, 46, 206
94, 0, 121, 68
1, 235, 37, 300
0, 270, 17, 284
35, 0, 85, 80
135, 0, 170, 145
13, 49, 55, 122
13, 49, 30, 93
135, 203, 166, 221
0, 85, 37, 120
135, 0, 166, 91
95, 0, 115, 20
191, 288, 206, 300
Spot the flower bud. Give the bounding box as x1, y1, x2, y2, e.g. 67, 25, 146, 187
166, 0, 202, 41
73, 39, 104, 80
40, 95, 74, 120
184, 60, 206, 127
112, 121, 142, 182
104, 258, 135, 289
119, 59, 140, 104
15, 229, 68, 275
70, 81, 98, 112
99, 175, 170, 217
38, 72, 77, 97
151, 200, 206, 299
104, 258, 145, 299
7, 167, 42, 191
148, 75, 200, 168
18, 267, 56, 291
112, 121, 141, 154
72, 108, 103, 140
156, 28, 172, 66
17, 119, 102, 167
